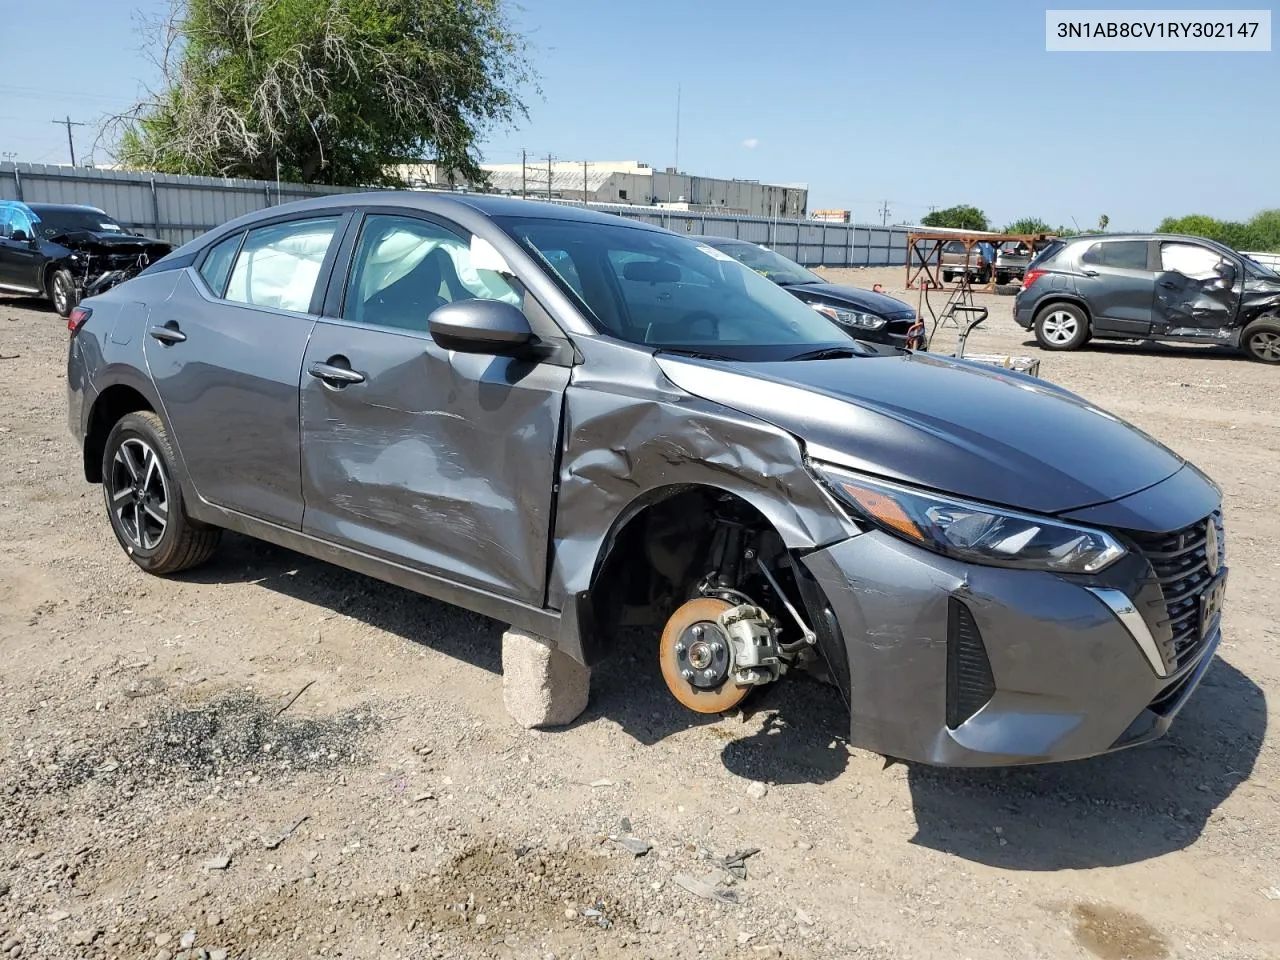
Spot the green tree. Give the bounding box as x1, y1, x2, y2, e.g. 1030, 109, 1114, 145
1156, 214, 1257, 250
114, 0, 534, 185
922, 205, 989, 231
1098, 214, 1110, 232
1004, 217, 1052, 235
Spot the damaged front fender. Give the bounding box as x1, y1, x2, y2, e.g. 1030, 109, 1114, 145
550, 338, 859, 663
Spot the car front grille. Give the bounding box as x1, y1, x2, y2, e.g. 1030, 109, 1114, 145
1126, 510, 1224, 671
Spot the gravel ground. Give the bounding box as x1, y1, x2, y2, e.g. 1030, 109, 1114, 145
0, 267, 1277, 960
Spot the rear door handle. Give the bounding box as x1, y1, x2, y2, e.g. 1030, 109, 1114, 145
309, 360, 366, 386
148, 322, 186, 344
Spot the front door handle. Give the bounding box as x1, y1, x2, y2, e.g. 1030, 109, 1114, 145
148, 322, 186, 344
309, 360, 366, 386
1080, 269, 1099, 277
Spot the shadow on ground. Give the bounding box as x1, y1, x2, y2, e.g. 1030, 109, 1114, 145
905, 656, 1266, 870
181, 534, 1262, 855
1019, 337, 1246, 362
179, 532, 852, 786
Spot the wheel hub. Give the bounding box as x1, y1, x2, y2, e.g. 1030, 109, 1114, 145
673, 622, 730, 689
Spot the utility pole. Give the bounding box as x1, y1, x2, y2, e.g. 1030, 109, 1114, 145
51, 115, 88, 167
674, 83, 681, 173
546, 154, 553, 200
582, 160, 589, 205
521, 149, 527, 198
880, 200, 891, 226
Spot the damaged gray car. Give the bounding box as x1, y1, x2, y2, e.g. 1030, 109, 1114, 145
66, 193, 1229, 767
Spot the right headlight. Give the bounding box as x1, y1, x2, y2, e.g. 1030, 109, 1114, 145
813, 463, 1126, 574
809, 303, 887, 330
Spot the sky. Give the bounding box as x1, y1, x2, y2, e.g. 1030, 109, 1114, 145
1, 0, 1275, 230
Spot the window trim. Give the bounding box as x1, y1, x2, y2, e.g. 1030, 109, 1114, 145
327, 207, 571, 347
192, 209, 353, 315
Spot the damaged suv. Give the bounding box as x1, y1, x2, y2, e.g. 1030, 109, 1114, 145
0, 201, 172, 318
67, 193, 1228, 767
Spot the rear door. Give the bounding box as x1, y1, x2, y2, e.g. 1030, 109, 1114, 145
1152, 240, 1241, 336
298, 211, 572, 605
1074, 239, 1156, 335
144, 212, 349, 528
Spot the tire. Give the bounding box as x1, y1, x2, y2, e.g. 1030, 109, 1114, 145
1241, 316, 1280, 364
1033, 302, 1090, 351
996, 272, 1011, 286
49, 268, 78, 319
942, 270, 955, 283
101, 411, 221, 575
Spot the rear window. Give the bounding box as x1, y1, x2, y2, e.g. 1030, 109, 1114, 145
1081, 240, 1149, 271
1027, 240, 1065, 267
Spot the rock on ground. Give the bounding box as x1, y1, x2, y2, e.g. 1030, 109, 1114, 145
501, 627, 591, 728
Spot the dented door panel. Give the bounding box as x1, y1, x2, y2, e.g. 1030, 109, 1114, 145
299, 319, 569, 605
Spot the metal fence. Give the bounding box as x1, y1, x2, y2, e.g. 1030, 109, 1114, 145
1, 162, 912, 267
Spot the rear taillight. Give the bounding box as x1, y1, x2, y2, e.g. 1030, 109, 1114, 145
67, 306, 92, 335
1022, 268, 1045, 290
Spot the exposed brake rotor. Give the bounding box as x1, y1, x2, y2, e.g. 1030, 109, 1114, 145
658, 597, 750, 714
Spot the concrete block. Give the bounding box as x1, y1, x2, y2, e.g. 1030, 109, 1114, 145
501, 627, 590, 728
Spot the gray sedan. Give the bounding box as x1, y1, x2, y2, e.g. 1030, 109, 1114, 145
66, 192, 1228, 766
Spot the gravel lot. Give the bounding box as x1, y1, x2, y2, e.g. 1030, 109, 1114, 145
1, 266, 1277, 960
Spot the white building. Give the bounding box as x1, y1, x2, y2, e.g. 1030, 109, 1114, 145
399, 160, 808, 220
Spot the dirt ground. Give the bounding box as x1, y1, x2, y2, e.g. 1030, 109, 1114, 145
0, 266, 1277, 960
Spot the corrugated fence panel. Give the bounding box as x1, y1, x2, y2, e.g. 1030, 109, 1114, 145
0, 162, 915, 266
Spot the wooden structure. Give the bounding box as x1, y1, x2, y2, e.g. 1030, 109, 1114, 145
905, 231, 1058, 291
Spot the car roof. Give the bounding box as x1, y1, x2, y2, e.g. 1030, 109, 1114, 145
24, 202, 108, 214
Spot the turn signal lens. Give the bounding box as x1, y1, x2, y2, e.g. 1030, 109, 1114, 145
67, 306, 92, 335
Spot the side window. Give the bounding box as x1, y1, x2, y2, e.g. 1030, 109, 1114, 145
1083, 240, 1148, 270
1161, 243, 1223, 280
197, 232, 243, 297
9, 208, 33, 241
344, 214, 520, 332
224, 216, 340, 312
0, 208, 11, 239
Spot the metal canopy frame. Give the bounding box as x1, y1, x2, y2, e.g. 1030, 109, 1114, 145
906, 231, 1058, 291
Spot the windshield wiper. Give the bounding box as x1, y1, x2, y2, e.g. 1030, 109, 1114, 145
785, 346, 865, 362
658, 347, 732, 362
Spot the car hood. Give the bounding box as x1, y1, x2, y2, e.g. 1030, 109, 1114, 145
655, 351, 1186, 515
783, 282, 914, 317
50, 230, 171, 253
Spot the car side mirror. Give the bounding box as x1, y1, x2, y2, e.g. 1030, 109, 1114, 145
428, 299, 535, 355
1216, 262, 1237, 287
10, 229, 29, 243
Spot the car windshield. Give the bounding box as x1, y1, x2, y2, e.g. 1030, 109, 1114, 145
497, 216, 863, 361
1242, 255, 1280, 281
31, 208, 127, 239
700, 240, 825, 286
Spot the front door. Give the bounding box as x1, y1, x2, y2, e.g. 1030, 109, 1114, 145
298, 212, 571, 605
1074, 238, 1156, 335
144, 213, 347, 527
1152, 241, 1241, 336
0, 207, 43, 293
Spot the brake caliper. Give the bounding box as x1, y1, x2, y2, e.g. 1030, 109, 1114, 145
717, 604, 785, 687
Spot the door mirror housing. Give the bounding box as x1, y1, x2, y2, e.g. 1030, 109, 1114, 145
10, 228, 29, 243
428, 299, 535, 355
1215, 261, 1238, 287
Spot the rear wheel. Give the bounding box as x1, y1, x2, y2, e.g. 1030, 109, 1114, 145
102, 411, 221, 574
1034, 303, 1090, 351
942, 270, 955, 283
1241, 317, 1280, 363
996, 272, 1011, 286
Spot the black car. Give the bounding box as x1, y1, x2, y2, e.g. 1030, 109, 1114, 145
0, 201, 172, 318
1014, 232, 1280, 363
692, 235, 918, 349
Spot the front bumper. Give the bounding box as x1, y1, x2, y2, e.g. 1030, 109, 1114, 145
799, 514, 1224, 767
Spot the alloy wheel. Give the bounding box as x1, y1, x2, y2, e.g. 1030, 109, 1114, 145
1041, 310, 1079, 344
53, 275, 70, 315
108, 438, 170, 550
1249, 330, 1280, 362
